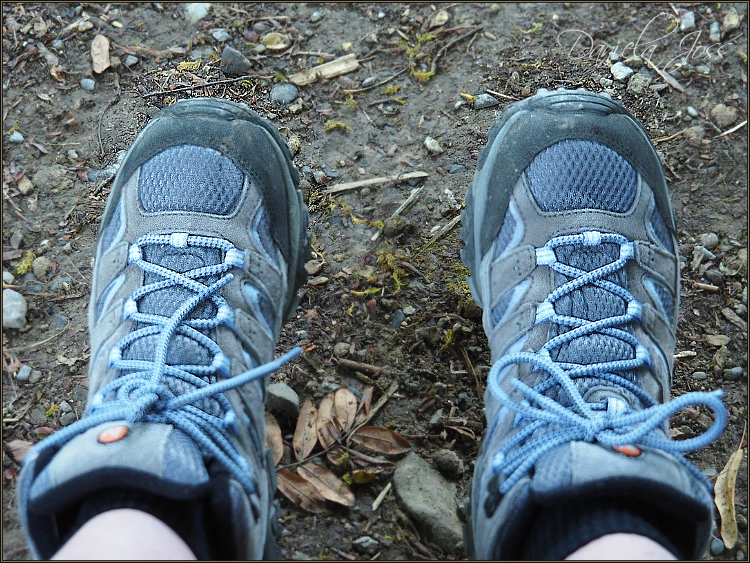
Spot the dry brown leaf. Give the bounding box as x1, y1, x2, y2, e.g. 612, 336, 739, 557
91, 34, 111, 74
316, 393, 336, 448
446, 425, 476, 439
349, 448, 394, 467
260, 32, 291, 50
715, 447, 745, 549
264, 412, 283, 466
6, 439, 33, 463
298, 462, 355, 507
293, 398, 318, 461
334, 388, 358, 433
350, 426, 411, 456
276, 468, 327, 514
354, 386, 374, 427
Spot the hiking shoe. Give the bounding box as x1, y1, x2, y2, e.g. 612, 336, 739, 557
18, 98, 310, 559
460, 88, 727, 559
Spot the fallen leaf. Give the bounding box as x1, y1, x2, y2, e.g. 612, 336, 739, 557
57, 354, 76, 366
6, 439, 33, 463
316, 393, 336, 448
446, 425, 476, 439
260, 32, 291, 50
276, 468, 327, 514
293, 398, 318, 462
298, 462, 355, 507
326, 444, 350, 467
354, 386, 374, 427
349, 448, 394, 467
91, 34, 111, 74
265, 412, 283, 466
715, 447, 745, 549
350, 426, 411, 456
334, 388, 358, 433
431, 9, 449, 28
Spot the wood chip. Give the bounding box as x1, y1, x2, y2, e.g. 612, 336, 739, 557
288, 53, 360, 86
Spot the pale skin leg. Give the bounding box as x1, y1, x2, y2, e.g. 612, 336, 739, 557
54, 510, 674, 561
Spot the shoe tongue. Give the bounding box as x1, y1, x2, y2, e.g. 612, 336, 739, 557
547, 242, 636, 403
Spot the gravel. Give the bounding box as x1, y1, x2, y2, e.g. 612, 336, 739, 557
424, 136, 444, 155
16, 365, 32, 381
9, 131, 24, 143
269, 83, 299, 105
3, 289, 28, 329
221, 46, 252, 75
610, 62, 634, 81
80, 78, 95, 90
212, 30, 231, 42
473, 93, 500, 109
680, 11, 695, 32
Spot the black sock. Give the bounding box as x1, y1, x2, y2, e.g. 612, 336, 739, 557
520, 498, 685, 560
60, 487, 217, 560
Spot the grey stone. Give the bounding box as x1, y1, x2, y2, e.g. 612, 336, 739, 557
737, 550, 746, 561
705, 269, 723, 285
32, 256, 53, 281
291, 550, 312, 560
9, 131, 24, 143
434, 449, 464, 479
389, 309, 406, 329
32, 164, 70, 192
415, 326, 442, 345
680, 11, 695, 32
310, 11, 324, 23
435, 382, 447, 398
60, 412, 77, 426
269, 83, 298, 105
428, 408, 444, 430
184, 3, 211, 25
212, 30, 231, 42
623, 55, 642, 68
449, 163, 466, 174
709, 21, 721, 43
3, 289, 27, 329
701, 466, 717, 478
351, 536, 379, 555
267, 382, 300, 417
725, 366, 744, 381
695, 65, 710, 75
50, 314, 69, 328
361, 76, 378, 87
80, 78, 95, 91
737, 513, 747, 531
2, 271, 14, 284
710, 537, 725, 555
424, 136, 444, 155
17, 365, 32, 381
52, 39, 64, 50
60, 400, 72, 413
50, 275, 73, 293
403, 305, 417, 315
710, 104, 738, 128
457, 392, 471, 411
10, 230, 24, 249
29, 370, 42, 384
610, 62, 634, 81
393, 452, 464, 553
599, 77, 613, 88
221, 46, 252, 75
699, 232, 719, 249
333, 341, 350, 357
686, 106, 699, 118
473, 93, 500, 109
723, 7, 741, 37
626, 72, 652, 95
692, 371, 708, 380
124, 55, 138, 67
67, 149, 79, 160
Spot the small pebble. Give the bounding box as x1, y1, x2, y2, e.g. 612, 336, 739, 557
599, 77, 614, 88
449, 163, 467, 174
269, 83, 299, 105
737, 550, 745, 561
80, 78, 96, 91
221, 46, 252, 75
680, 11, 696, 32
378, 11, 386, 19
403, 305, 417, 315
692, 371, 708, 380
333, 341, 350, 357
29, 370, 42, 384
212, 30, 231, 42
709, 21, 721, 43
124, 55, 138, 67
701, 466, 718, 478
9, 131, 24, 143
424, 136, 444, 155
60, 412, 77, 426
710, 104, 738, 128
78, 20, 93, 32
699, 232, 719, 249
724, 366, 744, 381
310, 11, 323, 23
473, 93, 500, 109
16, 365, 32, 381
3, 288, 28, 329
610, 62, 634, 81
60, 400, 72, 413
2, 271, 14, 284
361, 76, 378, 88
10, 231, 24, 249
710, 537, 725, 555
52, 39, 64, 50
687, 106, 699, 118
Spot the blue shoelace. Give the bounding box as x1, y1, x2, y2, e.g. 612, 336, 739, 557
27, 233, 300, 496
486, 231, 727, 495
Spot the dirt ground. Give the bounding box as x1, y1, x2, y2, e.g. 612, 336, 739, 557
2, 2, 747, 560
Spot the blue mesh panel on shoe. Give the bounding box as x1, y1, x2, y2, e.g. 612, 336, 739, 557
139, 145, 245, 215
526, 140, 637, 212
648, 278, 675, 320
493, 210, 517, 260
649, 206, 674, 253
491, 289, 514, 326
99, 198, 123, 255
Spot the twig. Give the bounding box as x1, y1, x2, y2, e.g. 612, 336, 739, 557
485, 89, 520, 101
336, 358, 386, 376
440, 108, 460, 122
343, 66, 409, 94
323, 171, 428, 195
371, 186, 424, 242
714, 120, 747, 139
461, 345, 482, 396
143, 74, 264, 98
5, 322, 70, 352
372, 482, 392, 512
694, 282, 720, 292
653, 128, 686, 144
361, 107, 373, 124
643, 57, 685, 93
296, 51, 335, 58
416, 215, 462, 255
98, 73, 120, 158
64, 254, 89, 285
430, 27, 482, 75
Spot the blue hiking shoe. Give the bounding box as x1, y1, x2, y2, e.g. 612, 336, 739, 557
461, 88, 727, 559
18, 98, 310, 559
